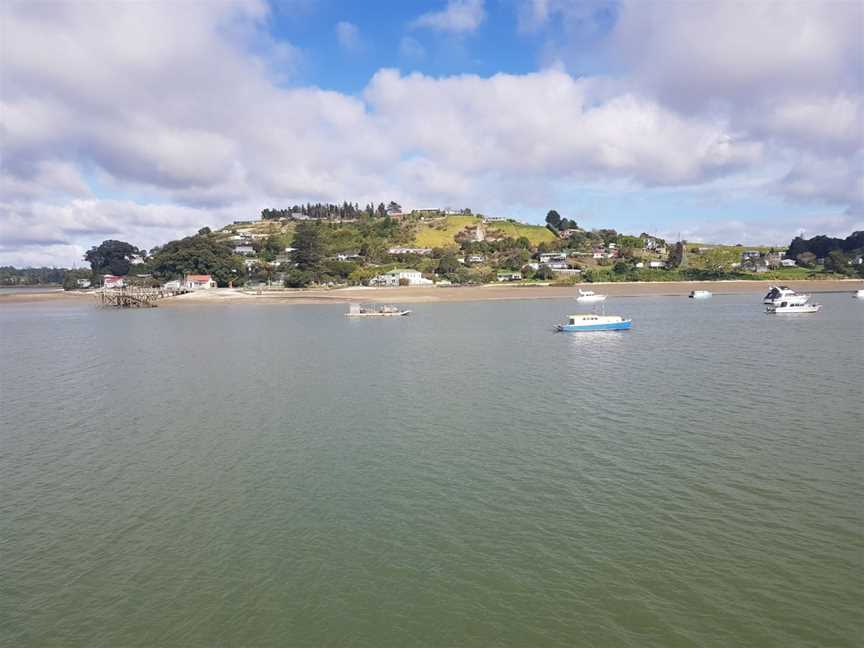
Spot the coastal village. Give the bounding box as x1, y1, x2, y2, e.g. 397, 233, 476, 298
44, 203, 864, 296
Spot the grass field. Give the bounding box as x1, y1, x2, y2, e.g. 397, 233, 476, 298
413, 215, 480, 247
413, 216, 556, 247
488, 220, 557, 245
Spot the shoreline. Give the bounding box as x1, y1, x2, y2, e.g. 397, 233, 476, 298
3, 279, 862, 306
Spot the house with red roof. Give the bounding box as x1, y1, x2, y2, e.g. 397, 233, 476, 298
102, 274, 125, 289
182, 274, 217, 290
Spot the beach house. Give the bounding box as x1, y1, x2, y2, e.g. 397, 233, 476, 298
182, 274, 217, 290
497, 271, 523, 282
370, 269, 432, 286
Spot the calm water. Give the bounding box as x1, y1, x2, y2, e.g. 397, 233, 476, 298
1, 293, 862, 647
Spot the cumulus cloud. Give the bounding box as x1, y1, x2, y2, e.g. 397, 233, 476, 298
411, 0, 486, 34
0, 0, 861, 265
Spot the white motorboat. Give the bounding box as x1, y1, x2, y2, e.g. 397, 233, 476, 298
763, 285, 810, 305
855, 289, 864, 299
576, 289, 607, 304
346, 304, 411, 317
766, 301, 822, 314
689, 290, 712, 299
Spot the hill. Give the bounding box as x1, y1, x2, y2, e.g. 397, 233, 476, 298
412, 215, 556, 248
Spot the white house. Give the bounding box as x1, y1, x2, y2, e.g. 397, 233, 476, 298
334, 252, 361, 261
539, 252, 567, 264
497, 271, 523, 281
183, 274, 217, 290
467, 254, 486, 263
648, 260, 666, 269
233, 245, 255, 255
387, 247, 433, 256
163, 279, 182, 290
76, 278, 91, 288
780, 258, 797, 267
370, 269, 433, 286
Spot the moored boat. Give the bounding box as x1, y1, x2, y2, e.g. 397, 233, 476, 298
576, 289, 607, 304
346, 303, 411, 317
855, 289, 864, 299
766, 302, 821, 314
689, 290, 712, 299
763, 285, 809, 305
556, 314, 632, 332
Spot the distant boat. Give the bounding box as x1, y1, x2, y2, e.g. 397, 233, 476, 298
763, 285, 809, 305
556, 314, 631, 332
855, 289, 864, 299
689, 290, 712, 299
346, 303, 411, 317
576, 289, 607, 304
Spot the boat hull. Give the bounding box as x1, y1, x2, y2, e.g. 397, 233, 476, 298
766, 305, 821, 314
576, 296, 606, 303
557, 320, 632, 332
346, 311, 411, 317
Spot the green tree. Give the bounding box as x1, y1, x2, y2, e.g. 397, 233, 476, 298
667, 241, 687, 269
824, 250, 849, 274
291, 221, 324, 275
545, 210, 562, 229
535, 265, 555, 280
284, 269, 313, 288
437, 255, 461, 275
84, 240, 140, 277
796, 251, 817, 268
150, 231, 244, 286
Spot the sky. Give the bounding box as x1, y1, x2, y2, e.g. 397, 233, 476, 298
1, 0, 862, 267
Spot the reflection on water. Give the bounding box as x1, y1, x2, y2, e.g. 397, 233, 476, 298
0, 293, 862, 648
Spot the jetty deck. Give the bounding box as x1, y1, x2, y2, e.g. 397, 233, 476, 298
95, 287, 186, 308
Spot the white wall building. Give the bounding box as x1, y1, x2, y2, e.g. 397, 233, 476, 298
370, 269, 433, 286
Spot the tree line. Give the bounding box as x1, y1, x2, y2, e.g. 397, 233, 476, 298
261, 201, 402, 221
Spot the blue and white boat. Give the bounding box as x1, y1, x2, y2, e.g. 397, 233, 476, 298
556, 314, 632, 332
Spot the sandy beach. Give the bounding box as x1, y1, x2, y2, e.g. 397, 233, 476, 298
6, 279, 860, 306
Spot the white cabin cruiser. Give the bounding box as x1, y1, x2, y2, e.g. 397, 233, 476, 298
855, 289, 864, 299
689, 290, 712, 299
766, 301, 822, 314
763, 286, 810, 305
346, 303, 411, 317
576, 289, 607, 304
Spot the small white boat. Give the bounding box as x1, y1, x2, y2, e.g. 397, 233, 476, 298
346, 303, 411, 317
556, 314, 631, 332
766, 302, 821, 314
854, 289, 864, 299
576, 289, 607, 304
689, 290, 712, 299
763, 285, 810, 305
